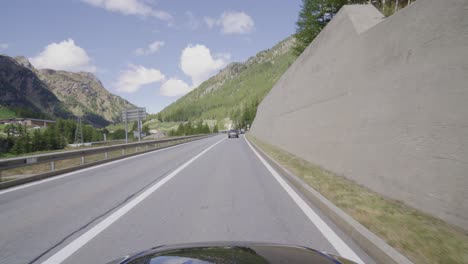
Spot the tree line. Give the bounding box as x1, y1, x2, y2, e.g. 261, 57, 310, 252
230, 99, 259, 130
1, 119, 104, 155
107, 121, 150, 141
168, 121, 217, 137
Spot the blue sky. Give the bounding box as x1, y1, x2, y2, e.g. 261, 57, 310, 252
0, 0, 301, 113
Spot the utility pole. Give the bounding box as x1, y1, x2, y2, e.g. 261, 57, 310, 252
137, 110, 141, 142
74, 117, 83, 145
125, 111, 128, 143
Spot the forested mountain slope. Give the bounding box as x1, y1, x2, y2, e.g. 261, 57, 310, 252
158, 37, 296, 124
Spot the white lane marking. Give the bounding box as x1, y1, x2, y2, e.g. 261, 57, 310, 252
244, 137, 364, 264
41, 137, 226, 264
0, 136, 219, 196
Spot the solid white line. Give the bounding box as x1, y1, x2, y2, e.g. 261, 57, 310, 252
244, 137, 364, 264
0, 136, 217, 196
41, 137, 226, 264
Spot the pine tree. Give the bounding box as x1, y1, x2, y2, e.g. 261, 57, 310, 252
32, 129, 43, 152
203, 123, 210, 134
293, 0, 367, 55
293, 0, 325, 55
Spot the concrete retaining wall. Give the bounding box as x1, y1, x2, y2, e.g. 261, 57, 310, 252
250, 0, 468, 230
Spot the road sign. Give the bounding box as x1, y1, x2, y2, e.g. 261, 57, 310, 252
133, 131, 147, 138
122, 108, 147, 143
122, 108, 147, 122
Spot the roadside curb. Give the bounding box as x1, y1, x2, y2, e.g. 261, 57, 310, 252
247, 137, 413, 264
0, 135, 212, 190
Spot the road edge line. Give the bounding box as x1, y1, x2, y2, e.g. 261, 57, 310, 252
244, 136, 364, 263
40, 137, 226, 264
245, 136, 413, 264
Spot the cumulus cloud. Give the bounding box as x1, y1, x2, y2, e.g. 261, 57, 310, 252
0, 43, 8, 49
134, 40, 164, 56
204, 11, 254, 34
29, 39, 96, 72
160, 78, 192, 96
157, 44, 229, 97
81, 0, 172, 22
116, 64, 165, 93
215, 52, 232, 61
185, 11, 201, 30
180, 44, 229, 86
203, 17, 216, 29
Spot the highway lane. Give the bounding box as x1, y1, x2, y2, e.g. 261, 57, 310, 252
0, 136, 222, 264
0, 134, 374, 263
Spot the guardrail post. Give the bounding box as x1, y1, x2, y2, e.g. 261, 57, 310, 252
0, 135, 209, 179
50, 161, 55, 172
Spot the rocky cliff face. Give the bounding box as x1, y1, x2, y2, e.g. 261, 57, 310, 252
0, 55, 71, 119
0, 55, 136, 126
36, 68, 135, 124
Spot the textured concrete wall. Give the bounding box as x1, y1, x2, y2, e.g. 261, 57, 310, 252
250, 0, 468, 230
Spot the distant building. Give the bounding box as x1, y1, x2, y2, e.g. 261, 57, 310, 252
0, 118, 56, 128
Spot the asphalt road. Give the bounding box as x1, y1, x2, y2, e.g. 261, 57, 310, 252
0, 135, 374, 264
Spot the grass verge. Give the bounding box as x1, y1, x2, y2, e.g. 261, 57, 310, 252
247, 134, 468, 264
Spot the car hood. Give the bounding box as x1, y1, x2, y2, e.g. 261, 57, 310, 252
107, 241, 356, 264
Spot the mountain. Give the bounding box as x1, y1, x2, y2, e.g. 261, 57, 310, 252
35, 68, 135, 125
0, 55, 71, 119
157, 37, 296, 124
0, 55, 136, 126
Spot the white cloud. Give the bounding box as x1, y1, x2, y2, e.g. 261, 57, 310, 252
186, 11, 201, 30
116, 64, 165, 93
160, 78, 192, 96
81, 0, 172, 21
134, 40, 164, 56
204, 17, 216, 29
0, 43, 8, 49
180, 44, 229, 86
204, 11, 254, 34
215, 52, 232, 61
219, 11, 255, 34
29, 39, 96, 72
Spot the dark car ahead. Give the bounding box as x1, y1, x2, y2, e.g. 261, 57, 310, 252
107, 242, 356, 264
228, 129, 239, 138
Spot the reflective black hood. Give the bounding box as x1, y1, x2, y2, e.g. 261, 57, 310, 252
107, 242, 356, 264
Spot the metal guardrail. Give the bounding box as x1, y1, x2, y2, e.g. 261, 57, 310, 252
0, 134, 209, 172
68, 139, 126, 147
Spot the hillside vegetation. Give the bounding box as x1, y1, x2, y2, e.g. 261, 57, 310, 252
157, 37, 297, 126
0, 106, 17, 119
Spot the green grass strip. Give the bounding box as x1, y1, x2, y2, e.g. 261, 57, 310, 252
247, 134, 468, 264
